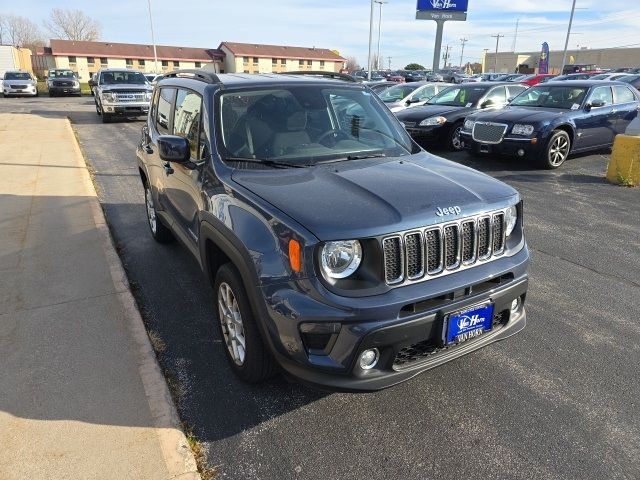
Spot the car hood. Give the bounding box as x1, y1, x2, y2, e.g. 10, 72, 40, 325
395, 104, 468, 122
101, 83, 152, 92
231, 152, 518, 241
469, 106, 567, 124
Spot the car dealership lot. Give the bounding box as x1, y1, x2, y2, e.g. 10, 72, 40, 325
2, 96, 639, 479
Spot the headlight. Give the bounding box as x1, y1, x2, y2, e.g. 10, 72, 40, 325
73, 81, 80, 87
101, 91, 116, 102
464, 119, 475, 130
320, 240, 362, 279
145, 91, 153, 101
512, 124, 535, 136
505, 205, 518, 237
419, 116, 447, 127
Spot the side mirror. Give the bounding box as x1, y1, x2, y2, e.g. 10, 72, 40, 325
586, 99, 605, 111
481, 99, 495, 108
507, 97, 514, 103
158, 136, 191, 164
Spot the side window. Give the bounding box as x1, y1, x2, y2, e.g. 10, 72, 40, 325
156, 88, 175, 135
613, 85, 636, 104
589, 86, 613, 106
485, 86, 507, 105
415, 85, 436, 102
173, 88, 202, 159
507, 85, 526, 99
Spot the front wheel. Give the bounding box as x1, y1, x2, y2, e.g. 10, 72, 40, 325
102, 113, 112, 123
539, 130, 570, 169
447, 122, 464, 151
144, 186, 174, 243
214, 263, 276, 383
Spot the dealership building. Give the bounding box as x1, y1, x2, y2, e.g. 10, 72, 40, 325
32, 39, 345, 80
483, 47, 640, 74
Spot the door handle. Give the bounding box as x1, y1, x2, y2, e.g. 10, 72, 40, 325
144, 145, 153, 154
163, 162, 174, 175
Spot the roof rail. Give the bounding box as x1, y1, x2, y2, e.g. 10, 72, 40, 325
280, 71, 357, 82
162, 69, 221, 84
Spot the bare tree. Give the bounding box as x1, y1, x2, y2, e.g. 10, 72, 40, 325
345, 56, 360, 72
44, 9, 101, 41
0, 14, 45, 51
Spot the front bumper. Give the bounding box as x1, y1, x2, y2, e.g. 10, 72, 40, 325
260, 246, 530, 391
101, 102, 149, 116
3, 85, 37, 96
461, 130, 542, 157
49, 85, 81, 95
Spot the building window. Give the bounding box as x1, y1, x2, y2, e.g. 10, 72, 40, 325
272, 58, 277, 66
87, 57, 95, 66
320, 60, 325, 70
252, 57, 258, 67
138, 59, 145, 66
174, 61, 180, 68
195, 61, 201, 68
100, 57, 108, 66
307, 60, 312, 67
299, 60, 304, 67
161, 60, 169, 69
68, 56, 76, 64
244, 70, 250, 74
281, 58, 286, 65
126, 58, 133, 68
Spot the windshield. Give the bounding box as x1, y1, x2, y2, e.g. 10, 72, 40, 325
217, 85, 416, 167
4, 72, 32, 80
620, 75, 640, 84
510, 85, 588, 109
50, 70, 75, 79
100, 71, 147, 85
378, 84, 421, 103
427, 85, 487, 107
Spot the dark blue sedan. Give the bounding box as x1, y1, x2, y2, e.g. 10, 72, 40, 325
460, 81, 640, 168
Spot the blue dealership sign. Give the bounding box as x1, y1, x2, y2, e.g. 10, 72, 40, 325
417, 0, 469, 12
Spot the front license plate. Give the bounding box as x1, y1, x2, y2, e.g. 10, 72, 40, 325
446, 303, 494, 345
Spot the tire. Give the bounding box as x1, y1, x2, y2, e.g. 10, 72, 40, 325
214, 263, 277, 383
48, 91, 54, 97
95, 101, 101, 115
144, 185, 174, 243
447, 122, 465, 151
539, 129, 571, 169
102, 113, 112, 123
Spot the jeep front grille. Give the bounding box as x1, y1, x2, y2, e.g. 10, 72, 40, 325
472, 122, 508, 144
382, 211, 507, 286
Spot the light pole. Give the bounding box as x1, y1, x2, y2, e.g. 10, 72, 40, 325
491, 34, 504, 73
147, 0, 159, 73
560, 0, 577, 75
367, 0, 374, 80
375, 1, 388, 71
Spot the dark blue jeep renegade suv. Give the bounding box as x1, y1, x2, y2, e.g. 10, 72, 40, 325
136, 70, 529, 391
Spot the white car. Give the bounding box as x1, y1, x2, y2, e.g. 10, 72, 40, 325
379, 82, 453, 112
2, 70, 38, 97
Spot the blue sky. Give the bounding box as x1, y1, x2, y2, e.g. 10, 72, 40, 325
14, 0, 640, 68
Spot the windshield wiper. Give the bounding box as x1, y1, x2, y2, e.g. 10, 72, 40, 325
225, 156, 306, 169
314, 153, 387, 165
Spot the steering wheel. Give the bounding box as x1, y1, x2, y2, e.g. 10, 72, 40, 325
317, 130, 350, 146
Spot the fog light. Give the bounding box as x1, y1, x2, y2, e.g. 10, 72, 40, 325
517, 149, 525, 157
511, 298, 520, 313
359, 348, 379, 370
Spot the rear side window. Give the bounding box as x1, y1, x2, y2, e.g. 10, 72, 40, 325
613, 85, 636, 104
507, 85, 527, 99
156, 88, 175, 135
173, 89, 202, 159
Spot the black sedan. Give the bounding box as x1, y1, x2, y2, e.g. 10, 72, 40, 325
460, 81, 640, 168
395, 82, 528, 151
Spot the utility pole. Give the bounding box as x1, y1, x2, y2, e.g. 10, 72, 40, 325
512, 18, 519, 52
146, 0, 159, 72
374, 1, 388, 71
459, 38, 468, 68
561, 0, 577, 75
388, 56, 392, 70
442, 45, 451, 68
367, 0, 375, 80
491, 34, 504, 73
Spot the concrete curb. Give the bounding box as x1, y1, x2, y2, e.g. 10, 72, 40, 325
65, 119, 201, 480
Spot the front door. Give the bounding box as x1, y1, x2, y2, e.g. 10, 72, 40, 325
574, 85, 615, 149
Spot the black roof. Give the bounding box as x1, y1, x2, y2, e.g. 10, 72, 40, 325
544, 80, 625, 87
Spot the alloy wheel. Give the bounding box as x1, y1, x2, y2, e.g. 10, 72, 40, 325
145, 187, 157, 234
451, 126, 463, 150
548, 135, 569, 167
218, 282, 246, 366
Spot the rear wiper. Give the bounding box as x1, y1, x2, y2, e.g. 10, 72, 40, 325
225, 156, 306, 169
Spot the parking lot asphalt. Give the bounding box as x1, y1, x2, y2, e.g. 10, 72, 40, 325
3, 96, 639, 480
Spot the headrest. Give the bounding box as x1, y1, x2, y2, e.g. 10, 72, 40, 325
286, 111, 307, 131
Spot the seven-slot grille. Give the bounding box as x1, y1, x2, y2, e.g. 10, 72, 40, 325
115, 91, 146, 102
383, 211, 507, 285
472, 122, 508, 144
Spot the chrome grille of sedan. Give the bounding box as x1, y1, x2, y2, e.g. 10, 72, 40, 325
382, 211, 507, 286
472, 122, 508, 144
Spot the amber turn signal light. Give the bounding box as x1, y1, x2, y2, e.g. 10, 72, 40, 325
289, 239, 302, 273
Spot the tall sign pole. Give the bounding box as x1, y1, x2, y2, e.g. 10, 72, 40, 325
416, 0, 469, 72
147, 0, 159, 73
367, 0, 375, 80
560, 0, 577, 75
